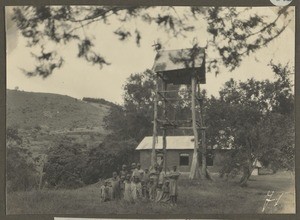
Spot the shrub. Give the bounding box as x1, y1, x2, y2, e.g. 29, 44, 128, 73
6, 127, 38, 192
44, 140, 87, 189
82, 136, 137, 184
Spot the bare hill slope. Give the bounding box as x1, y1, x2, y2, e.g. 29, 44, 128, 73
6, 89, 111, 154
7, 89, 110, 130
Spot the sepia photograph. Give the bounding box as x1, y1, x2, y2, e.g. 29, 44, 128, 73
5, 5, 295, 215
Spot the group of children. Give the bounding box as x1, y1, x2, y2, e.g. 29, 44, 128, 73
100, 163, 180, 205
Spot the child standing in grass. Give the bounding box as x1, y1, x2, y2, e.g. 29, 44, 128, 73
120, 164, 128, 178
123, 174, 132, 202
108, 181, 113, 201
111, 171, 121, 200
155, 183, 163, 202
141, 179, 149, 199
142, 168, 150, 198
148, 177, 156, 201
131, 176, 142, 202
158, 166, 166, 185
119, 176, 125, 198
100, 181, 110, 202
142, 168, 150, 183
136, 163, 144, 180
130, 163, 137, 177
168, 165, 180, 205
161, 180, 170, 203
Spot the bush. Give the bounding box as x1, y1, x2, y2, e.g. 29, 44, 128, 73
43, 135, 137, 188
44, 139, 88, 189
7, 127, 38, 192
82, 136, 137, 184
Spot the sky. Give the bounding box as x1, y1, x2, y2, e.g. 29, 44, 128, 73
6, 6, 295, 104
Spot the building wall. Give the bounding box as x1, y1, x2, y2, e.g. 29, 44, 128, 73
139, 149, 193, 172
138, 149, 230, 173
139, 150, 152, 170
165, 150, 194, 172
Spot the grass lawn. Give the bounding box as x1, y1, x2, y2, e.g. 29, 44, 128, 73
6, 171, 295, 215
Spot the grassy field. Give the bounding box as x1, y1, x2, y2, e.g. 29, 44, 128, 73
6, 171, 295, 215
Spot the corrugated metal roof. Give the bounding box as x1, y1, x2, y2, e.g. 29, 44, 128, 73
136, 136, 195, 150
152, 48, 205, 72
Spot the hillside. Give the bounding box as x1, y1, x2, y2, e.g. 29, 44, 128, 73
6, 89, 111, 154
7, 89, 110, 130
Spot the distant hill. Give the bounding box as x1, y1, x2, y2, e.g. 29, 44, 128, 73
6, 89, 111, 154
7, 89, 110, 130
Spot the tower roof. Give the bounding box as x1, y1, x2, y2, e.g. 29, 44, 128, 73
152, 47, 206, 84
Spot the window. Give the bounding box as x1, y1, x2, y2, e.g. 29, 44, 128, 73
179, 153, 189, 166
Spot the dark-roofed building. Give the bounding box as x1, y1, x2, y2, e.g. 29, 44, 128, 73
136, 136, 232, 173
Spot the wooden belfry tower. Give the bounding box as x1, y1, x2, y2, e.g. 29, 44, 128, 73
149, 46, 207, 179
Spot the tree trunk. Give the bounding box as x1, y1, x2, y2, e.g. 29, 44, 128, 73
201, 129, 207, 175
197, 84, 211, 180
239, 167, 251, 187
162, 82, 167, 173
151, 78, 159, 167
189, 76, 200, 179
239, 161, 254, 187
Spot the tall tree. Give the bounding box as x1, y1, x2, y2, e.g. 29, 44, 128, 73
105, 71, 155, 142
205, 62, 294, 186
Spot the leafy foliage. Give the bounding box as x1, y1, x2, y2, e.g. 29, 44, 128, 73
43, 135, 137, 187
44, 138, 87, 188
104, 70, 194, 143
205, 7, 292, 73
11, 6, 293, 77
6, 127, 38, 192
82, 137, 137, 184
205, 62, 294, 185
105, 71, 156, 142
